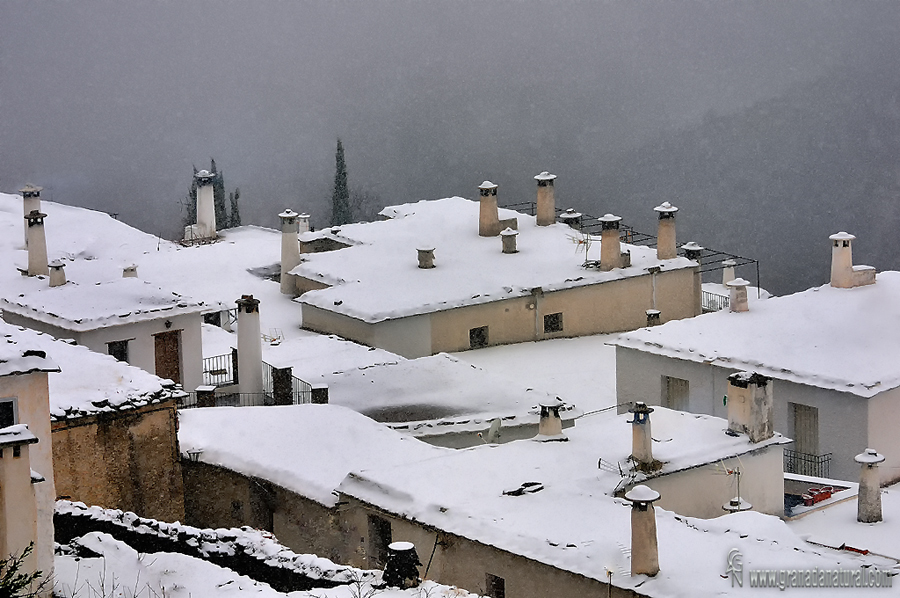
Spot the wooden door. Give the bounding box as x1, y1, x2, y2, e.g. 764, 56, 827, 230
154, 330, 182, 384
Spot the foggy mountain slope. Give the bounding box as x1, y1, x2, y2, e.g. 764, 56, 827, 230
595, 67, 900, 296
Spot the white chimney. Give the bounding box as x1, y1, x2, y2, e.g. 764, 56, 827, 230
536, 401, 566, 440
236, 295, 263, 395
599, 214, 622, 271
417, 247, 435, 269
298, 213, 311, 234
48, 261, 66, 287
653, 202, 678, 260
829, 232, 875, 288
721, 259, 737, 285
478, 181, 500, 237
195, 170, 217, 239
20, 184, 42, 248
534, 171, 557, 226
855, 448, 885, 523
726, 372, 773, 443
625, 485, 661, 577
629, 402, 655, 469
279, 209, 302, 294
500, 227, 518, 254
25, 210, 49, 277
726, 278, 750, 313
123, 264, 138, 278
558, 208, 582, 229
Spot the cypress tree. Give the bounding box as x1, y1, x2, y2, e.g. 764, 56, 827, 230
331, 139, 352, 226
181, 165, 199, 231
210, 158, 229, 229
229, 188, 242, 227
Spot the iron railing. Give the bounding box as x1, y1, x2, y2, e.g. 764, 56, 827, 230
202, 350, 237, 387
701, 290, 730, 312
784, 449, 832, 478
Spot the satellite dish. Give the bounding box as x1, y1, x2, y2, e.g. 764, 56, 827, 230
486, 418, 502, 444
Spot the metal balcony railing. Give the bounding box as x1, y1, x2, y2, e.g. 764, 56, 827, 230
784, 449, 832, 478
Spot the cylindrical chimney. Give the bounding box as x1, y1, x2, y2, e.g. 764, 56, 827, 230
682, 242, 703, 263
195, 170, 217, 239
25, 210, 49, 276
829, 232, 855, 288
382, 542, 422, 589
625, 485, 661, 577
279, 209, 302, 294
298, 213, 311, 234
726, 278, 750, 313
855, 448, 885, 523
20, 184, 42, 248
500, 228, 518, 254
653, 202, 678, 260
236, 295, 263, 395
48, 260, 66, 287
123, 264, 138, 278
537, 401, 565, 439
558, 208, 582, 230
417, 247, 435, 269
721, 259, 737, 285
629, 402, 655, 468
478, 181, 500, 237
599, 214, 622, 271
726, 372, 773, 443
534, 171, 557, 226
645, 309, 661, 327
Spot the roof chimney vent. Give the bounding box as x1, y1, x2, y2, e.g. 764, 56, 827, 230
721, 259, 737, 285
855, 448, 885, 523
534, 171, 557, 226
25, 210, 49, 276
599, 214, 622, 271
625, 485, 661, 577
123, 264, 138, 278
653, 202, 678, 260
49, 260, 66, 287
726, 371, 773, 443
645, 309, 661, 327
558, 208, 582, 229
628, 402, 657, 470
191, 170, 217, 240
478, 181, 500, 237
20, 184, 42, 248
500, 228, 518, 254
279, 209, 302, 294
829, 232, 875, 288
682, 241, 703, 262
417, 247, 435, 269
236, 295, 263, 395
726, 278, 750, 313
536, 400, 567, 441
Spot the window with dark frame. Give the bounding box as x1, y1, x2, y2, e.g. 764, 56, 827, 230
0, 398, 16, 428
543, 312, 563, 333
367, 513, 392, 567
485, 573, 506, 598
107, 339, 129, 362
12, 445, 20, 458
469, 326, 489, 349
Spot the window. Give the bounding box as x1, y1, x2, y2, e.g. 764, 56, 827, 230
662, 376, 689, 411
0, 398, 17, 428
12, 445, 20, 458
469, 326, 489, 349
485, 573, 506, 598
367, 514, 392, 567
790, 403, 819, 455
543, 312, 563, 333
203, 311, 222, 326
107, 340, 129, 362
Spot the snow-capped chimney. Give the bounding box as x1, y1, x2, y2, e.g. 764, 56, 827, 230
534, 171, 557, 226
478, 181, 500, 237
558, 208, 582, 230
20, 184, 42, 248
599, 214, 622, 271
629, 402, 655, 469
48, 261, 66, 287
653, 202, 678, 260
682, 241, 703, 263
646, 309, 661, 327
279, 209, 302, 294
829, 232, 875, 289
501, 228, 518, 254
721, 259, 737, 285
855, 448, 885, 523
122, 264, 138, 278
726, 372, 773, 443
417, 247, 435, 269
536, 401, 566, 440
194, 170, 217, 239
625, 485, 661, 577
298, 213, 311, 234
236, 295, 263, 395
25, 210, 49, 277
726, 278, 750, 313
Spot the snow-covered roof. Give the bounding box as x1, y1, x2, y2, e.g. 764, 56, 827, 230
0, 423, 38, 446
177, 405, 449, 507
613, 271, 900, 397
1, 277, 209, 332
293, 197, 696, 323
1, 317, 183, 420
0, 319, 60, 377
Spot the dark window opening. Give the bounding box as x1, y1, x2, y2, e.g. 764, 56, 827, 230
12, 445, 20, 458
203, 311, 222, 326
107, 340, 129, 362
485, 573, 506, 598
544, 312, 563, 333
0, 399, 16, 428
367, 513, 392, 567
469, 326, 489, 349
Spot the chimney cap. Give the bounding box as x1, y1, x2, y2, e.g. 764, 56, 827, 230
625, 484, 660, 504
645, 309, 661, 316
598, 213, 622, 223
534, 171, 557, 181
855, 448, 885, 464
49, 260, 65, 269
478, 181, 498, 190
25, 210, 47, 220
19, 184, 43, 194
653, 201, 678, 214
559, 208, 582, 220
829, 231, 856, 241
722, 259, 737, 267
681, 241, 703, 251
500, 227, 518, 237
279, 209, 298, 219
416, 246, 435, 252
298, 213, 310, 219
726, 277, 750, 288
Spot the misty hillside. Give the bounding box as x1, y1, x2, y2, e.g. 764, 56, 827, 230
595, 67, 900, 295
